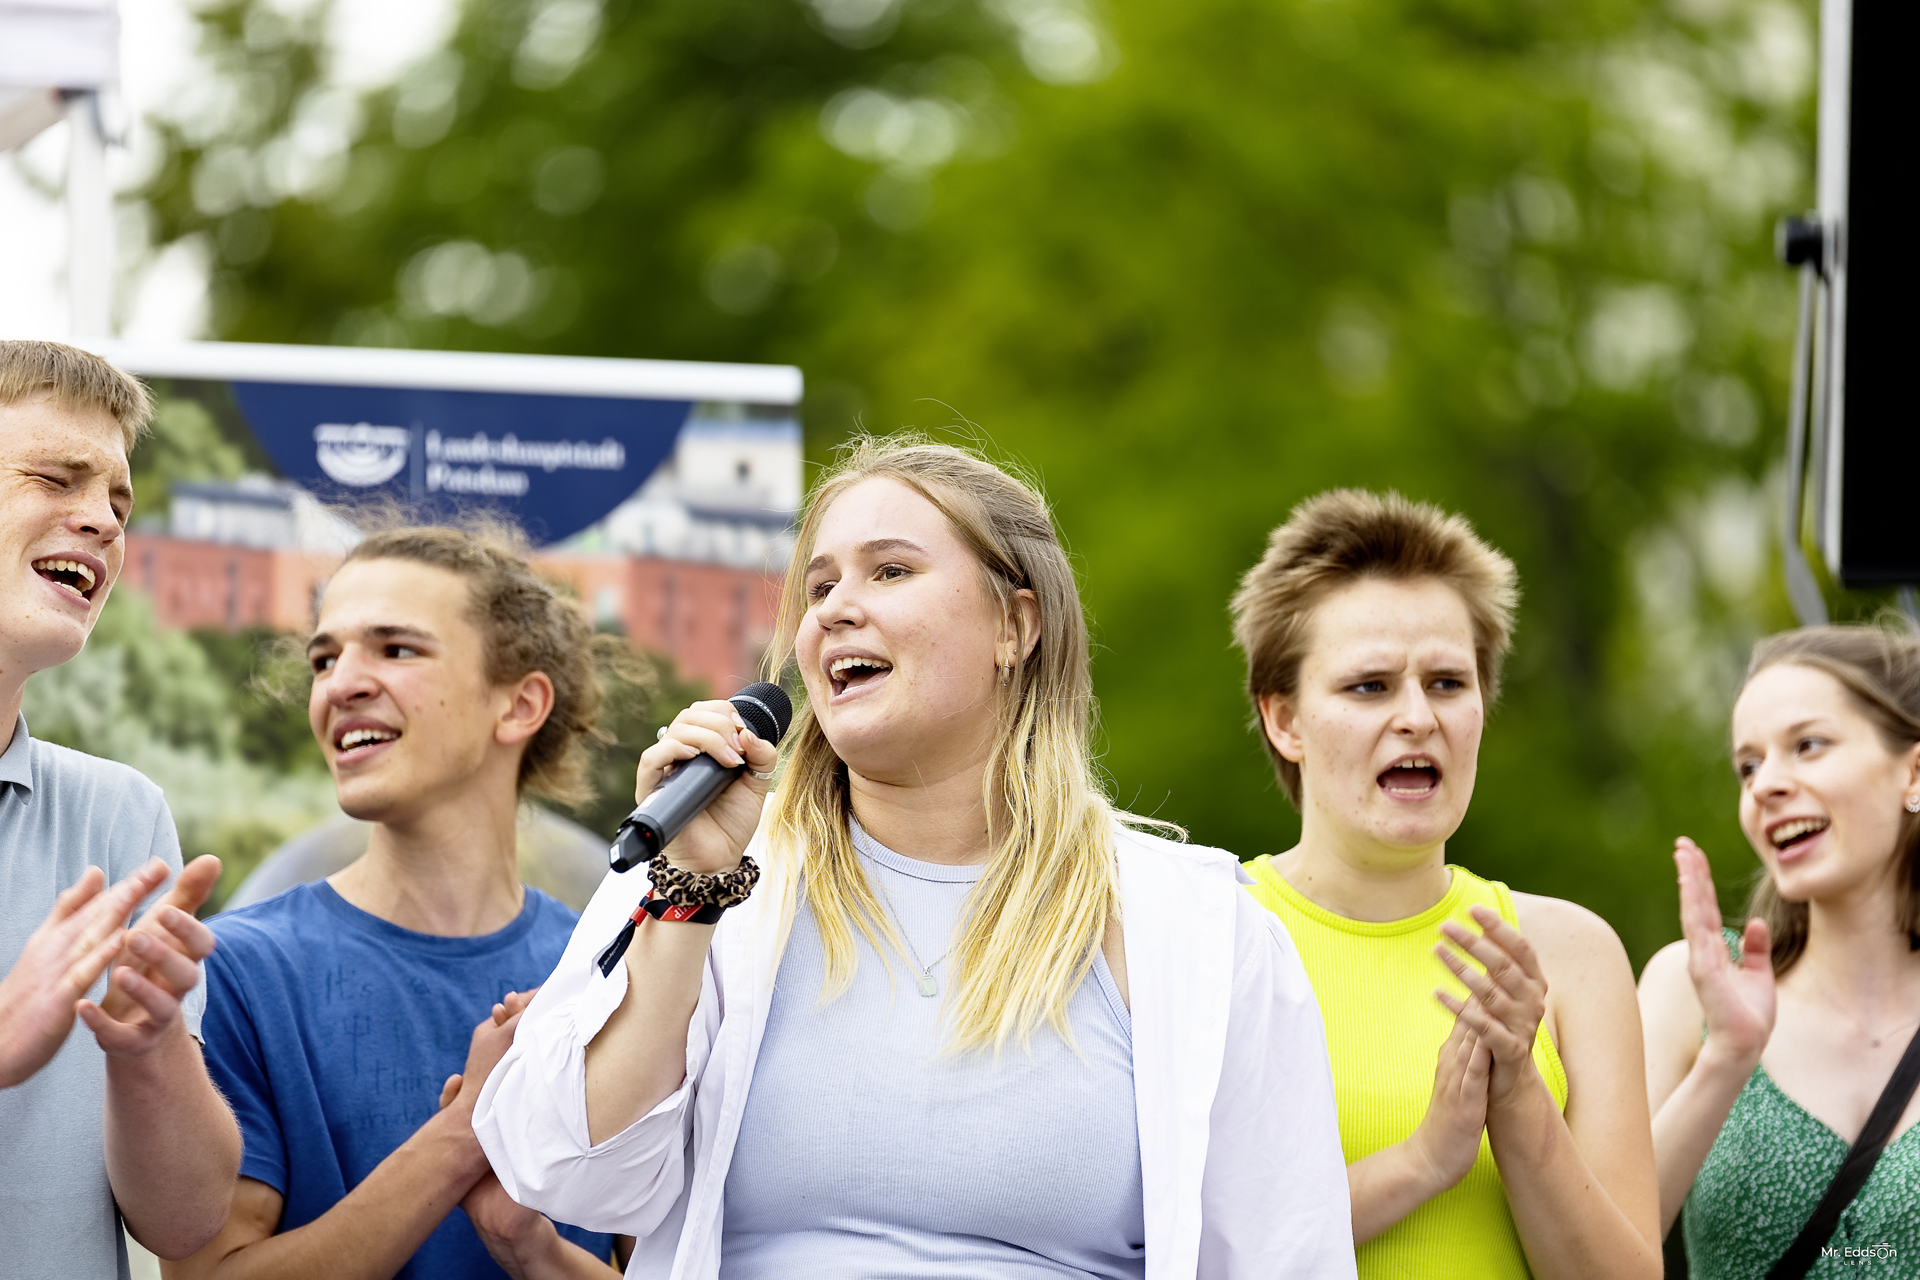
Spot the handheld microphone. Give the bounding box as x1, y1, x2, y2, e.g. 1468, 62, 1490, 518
608, 682, 794, 873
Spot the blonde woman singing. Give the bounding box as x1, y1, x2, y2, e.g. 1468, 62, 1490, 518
475, 437, 1355, 1279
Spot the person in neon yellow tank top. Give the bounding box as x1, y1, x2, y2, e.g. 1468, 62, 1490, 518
1227, 490, 1661, 1280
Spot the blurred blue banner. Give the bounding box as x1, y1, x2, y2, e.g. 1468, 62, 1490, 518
87, 341, 806, 547
231, 381, 691, 544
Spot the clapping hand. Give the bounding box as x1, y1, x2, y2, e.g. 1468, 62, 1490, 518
81, 855, 222, 1059
438, 990, 560, 1276
1674, 837, 1774, 1066
0, 860, 171, 1087
1351, 973, 1496, 1244
1407, 1014, 1493, 1192
438, 988, 537, 1119
1434, 906, 1550, 1106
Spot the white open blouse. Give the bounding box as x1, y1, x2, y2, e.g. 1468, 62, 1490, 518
474, 821, 1357, 1280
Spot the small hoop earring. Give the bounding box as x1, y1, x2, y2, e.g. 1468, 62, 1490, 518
999, 663, 1012, 687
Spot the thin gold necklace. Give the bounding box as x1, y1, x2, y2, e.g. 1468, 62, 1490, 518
1810, 973, 1920, 1048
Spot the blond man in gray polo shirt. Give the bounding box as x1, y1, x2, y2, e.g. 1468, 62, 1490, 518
0, 341, 241, 1277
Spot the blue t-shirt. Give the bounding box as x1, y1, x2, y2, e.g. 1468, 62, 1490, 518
201, 880, 615, 1276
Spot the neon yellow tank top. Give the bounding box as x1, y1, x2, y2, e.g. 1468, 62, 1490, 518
1245, 857, 1568, 1280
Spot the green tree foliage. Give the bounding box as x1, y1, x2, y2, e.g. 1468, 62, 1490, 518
137, 0, 1858, 961
558, 643, 713, 839
188, 625, 331, 773
128, 395, 249, 521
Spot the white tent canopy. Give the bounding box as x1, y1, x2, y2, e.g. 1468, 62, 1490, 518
0, 0, 118, 91
1, 0, 116, 156
2, 0, 118, 329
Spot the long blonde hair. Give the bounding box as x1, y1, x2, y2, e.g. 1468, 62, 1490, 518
765, 435, 1149, 1053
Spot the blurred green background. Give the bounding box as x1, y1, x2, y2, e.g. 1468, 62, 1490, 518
70, 0, 1903, 956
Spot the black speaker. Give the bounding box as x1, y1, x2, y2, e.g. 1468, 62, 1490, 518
1789, 0, 1916, 593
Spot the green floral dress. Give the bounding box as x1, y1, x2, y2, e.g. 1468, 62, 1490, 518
1683, 933, 1920, 1277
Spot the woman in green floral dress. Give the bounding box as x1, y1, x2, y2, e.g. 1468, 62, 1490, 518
1639, 624, 1920, 1277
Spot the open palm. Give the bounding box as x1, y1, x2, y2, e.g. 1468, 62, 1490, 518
1676, 838, 1775, 1059
0, 862, 167, 1087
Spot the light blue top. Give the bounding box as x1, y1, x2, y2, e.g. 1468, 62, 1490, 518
719, 826, 1146, 1279
0, 715, 199, 1280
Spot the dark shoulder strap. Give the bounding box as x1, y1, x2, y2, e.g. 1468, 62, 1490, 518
1765, 1024, 1920, 1280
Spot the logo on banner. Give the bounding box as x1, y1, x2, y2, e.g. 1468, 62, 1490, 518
235, 379, 695, 544
314, 423, 410, 486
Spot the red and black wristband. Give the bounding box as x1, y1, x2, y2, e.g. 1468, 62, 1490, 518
638, 893, 726, 926
595, 890, 724, 976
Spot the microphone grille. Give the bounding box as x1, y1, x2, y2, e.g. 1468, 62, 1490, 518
729, 682, 794, 745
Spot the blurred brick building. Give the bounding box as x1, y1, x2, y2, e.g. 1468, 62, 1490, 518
126, 420, 796, 696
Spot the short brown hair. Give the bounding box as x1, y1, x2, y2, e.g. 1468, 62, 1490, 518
1739, 621, 1920, 974
338, 521, 648, 806
0, 340, 155, 451
1230, 489, 1519, 806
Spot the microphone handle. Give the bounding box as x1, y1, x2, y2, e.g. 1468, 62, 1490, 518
608, 752, 742, 872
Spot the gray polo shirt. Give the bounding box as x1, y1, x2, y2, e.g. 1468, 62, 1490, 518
0, 714, 202, 1280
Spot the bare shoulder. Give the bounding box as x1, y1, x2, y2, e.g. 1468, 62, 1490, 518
1512, 891, 1633, 992
1514, 894, 1649, 1115
1638, 939, 1693, 996
1636, 938, 1707, 1061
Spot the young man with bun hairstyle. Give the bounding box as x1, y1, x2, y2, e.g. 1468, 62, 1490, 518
0, 340, 242, 1274
1230, 490, 1660, 1280
172, 524, 632, 1279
